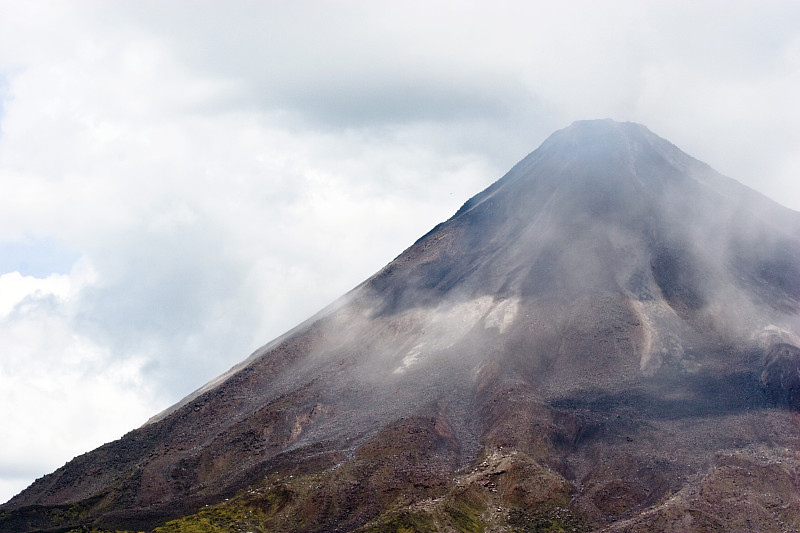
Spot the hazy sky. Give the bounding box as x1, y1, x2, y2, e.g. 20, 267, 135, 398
1, 0, 800, 503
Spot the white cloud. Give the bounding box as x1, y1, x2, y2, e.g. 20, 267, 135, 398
0, 261, 157, 501
1, 0, 800, 505
0, 271, 70, 317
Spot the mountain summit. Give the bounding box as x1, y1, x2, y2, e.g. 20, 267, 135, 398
3, 120, 800, 532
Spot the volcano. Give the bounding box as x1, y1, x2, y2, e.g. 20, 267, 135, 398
3, 119, 800, 532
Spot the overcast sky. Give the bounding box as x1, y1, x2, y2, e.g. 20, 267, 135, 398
1, 0, 799, 504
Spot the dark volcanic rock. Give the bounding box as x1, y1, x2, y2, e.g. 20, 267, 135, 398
761, 342, 800, 409
3, 119, 800, 533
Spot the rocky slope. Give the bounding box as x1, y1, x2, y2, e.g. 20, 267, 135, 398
2, 119, 800, 532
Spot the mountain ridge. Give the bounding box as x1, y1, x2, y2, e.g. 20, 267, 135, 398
3, 119, 800, 533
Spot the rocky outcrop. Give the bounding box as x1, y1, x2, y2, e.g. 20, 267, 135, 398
762, 342, 800, 409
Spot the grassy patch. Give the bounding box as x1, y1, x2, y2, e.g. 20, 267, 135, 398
153, 498, 274, 533
65, 528, 144, 533
359, 510, 437, 533
507, 507, 587, 532
441, 492, 485, 533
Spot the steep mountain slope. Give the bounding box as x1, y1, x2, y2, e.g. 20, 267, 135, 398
3, 119, 800, 532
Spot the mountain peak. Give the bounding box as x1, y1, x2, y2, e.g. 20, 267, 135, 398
566, 117, 646, 134
544, 118, 651, 146
3, 122, 800, 533
535, 118, 683, 169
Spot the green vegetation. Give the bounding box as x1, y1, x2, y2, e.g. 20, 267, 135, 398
152, 472, 319, 533
151, 481, 294, 533
96, 447, 593, 533
440, 492, 485, 533
147, 454, 590, 533
0, 498, 112, 533
507, 507, 588, 533
359, 510, 436, 533
154, 502, 271, 533
67, 526, 144, 533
